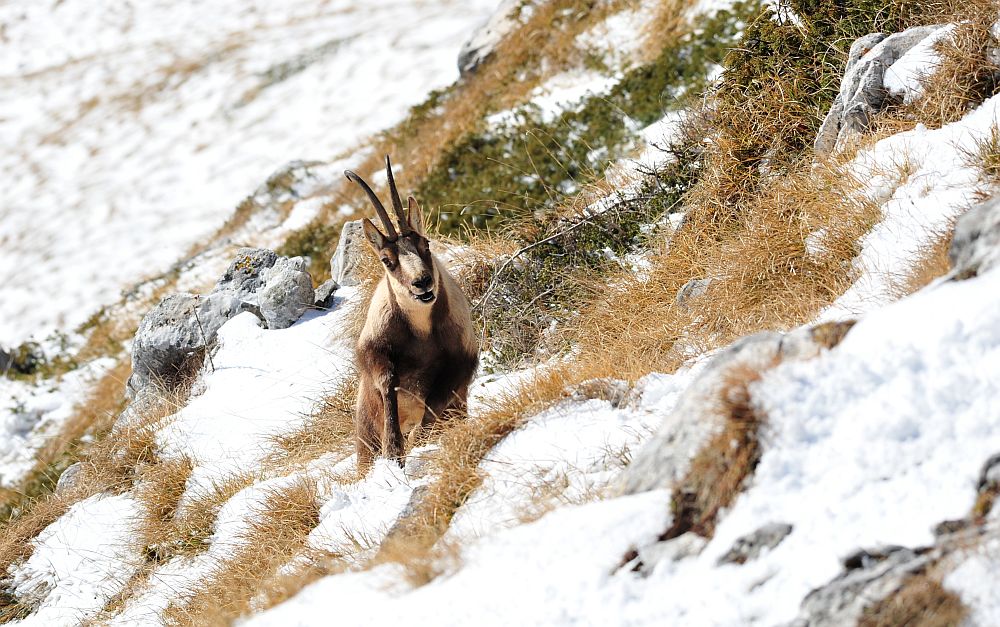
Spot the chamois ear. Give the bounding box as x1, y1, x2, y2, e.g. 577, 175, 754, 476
407, 196, 425, 235
361, 218, 388, 251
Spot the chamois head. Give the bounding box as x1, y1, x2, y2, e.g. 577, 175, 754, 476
345, 156, 438, 305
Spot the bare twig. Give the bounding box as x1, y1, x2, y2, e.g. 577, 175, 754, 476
192, 296, 215, 373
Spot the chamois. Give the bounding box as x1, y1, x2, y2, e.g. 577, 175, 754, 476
345, 156, 479, 472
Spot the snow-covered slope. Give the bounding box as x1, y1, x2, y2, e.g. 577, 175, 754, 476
246, 247, 1000, 626
4, 1, 1000, 625
0, 0, 496, 345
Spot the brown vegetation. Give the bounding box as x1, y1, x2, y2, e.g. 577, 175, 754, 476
164, 479, 322, 626
860, 573, 968, 627
268, 377, 359, 471
893, 228, 955, 297
570, 157, 878, 380
971, 123, 1000, 186
663, 362, 774, 540
912, 0, 1000, 127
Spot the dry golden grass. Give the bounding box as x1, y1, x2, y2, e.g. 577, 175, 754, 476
911, 0, 1000, 127
893, 228, 955, 297
663, 362, 774, 539
515, 466, 612, 527
971, 123, 1000, 186
641, 0, 692, 61
162, 472, 261, 560
135, 456, 196, 562
0, 383, 186, 622
370, 535, 463, 589
268, 377, 359, 471
164, 478, 321, 626
94, 563, 158, 622
860, 573, 968, 627
250, 547, 345, 614
569, 157, 879, 379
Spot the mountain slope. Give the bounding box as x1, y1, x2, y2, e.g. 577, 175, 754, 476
2, 0, 1000, 625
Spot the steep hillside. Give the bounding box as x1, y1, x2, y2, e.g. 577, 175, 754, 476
2, 0, 1000, 625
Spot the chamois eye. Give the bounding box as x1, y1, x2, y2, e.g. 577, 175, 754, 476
381, 258, 393, 268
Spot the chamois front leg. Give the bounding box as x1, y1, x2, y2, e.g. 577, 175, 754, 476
362, 346, 406, 467
379, 372, 406, 467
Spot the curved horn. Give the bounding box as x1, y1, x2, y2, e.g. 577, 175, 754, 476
344, 170, 397, 239
384, 155, 410, 234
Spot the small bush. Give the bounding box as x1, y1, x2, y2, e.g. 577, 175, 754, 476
664, 362, 773, 540
419, 1, 759, 234
860, 573, 968, 627
972, 123, 1000, 185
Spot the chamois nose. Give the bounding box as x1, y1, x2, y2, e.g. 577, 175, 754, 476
412, 275, 432, 290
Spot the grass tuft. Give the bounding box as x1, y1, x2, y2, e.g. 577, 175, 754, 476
268, 377, 359, 471
164, 478, 321, 626
859, 573, 968, 627
911, 0, 1000, 127
892, 228, 955, 297
663, 361, 774, 540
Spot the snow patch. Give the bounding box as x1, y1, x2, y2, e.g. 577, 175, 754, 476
823, 93, 1000, 319
9, 494, 142, 627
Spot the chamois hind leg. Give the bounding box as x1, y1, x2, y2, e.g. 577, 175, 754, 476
411, 382, 471, 448
409, 398, 447, 448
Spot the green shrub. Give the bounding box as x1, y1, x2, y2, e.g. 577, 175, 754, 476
419, 1, 762, 235
276, 220, 341, 284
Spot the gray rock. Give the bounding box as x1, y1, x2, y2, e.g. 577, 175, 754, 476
0, 346, 10, 373
620, 330, 809, 495
457, 0, 525, 77
815, 26, 944, 156
258, 256, 314, 329
330, 220, 367, 287
214, 247, 279, 295
718, 522, 793, 565
789, 546, 929, 627
128, 293, 214, 396
675, 278, 712, 308
619, 318, 853, 497
55, 462, 82, 495
949, 194, 1000, 279
129, 248, 314, 396
314, 279, 340, 309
